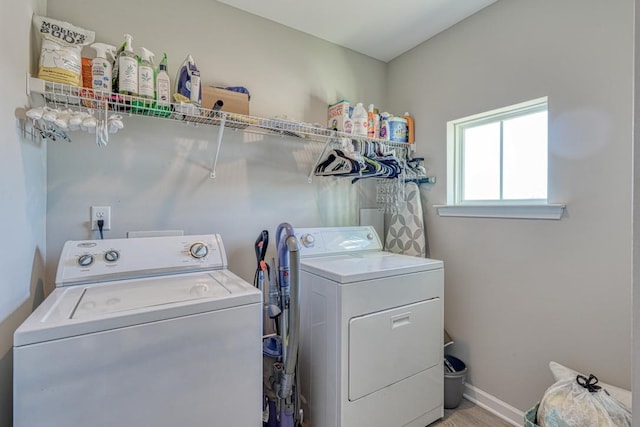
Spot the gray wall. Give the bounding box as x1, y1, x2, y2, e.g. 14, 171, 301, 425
634, 0, 639, 422
388, 0, 633, 413
44, 0, 387, 287
0, 1, 47, 426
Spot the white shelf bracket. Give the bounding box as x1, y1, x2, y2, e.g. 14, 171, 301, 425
210, 113, 227, 179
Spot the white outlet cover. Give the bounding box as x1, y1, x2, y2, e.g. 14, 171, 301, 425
91, 206, 111, 231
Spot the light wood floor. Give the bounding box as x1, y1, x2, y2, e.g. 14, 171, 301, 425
301, 398, 515, 427
429, 399, 514, 427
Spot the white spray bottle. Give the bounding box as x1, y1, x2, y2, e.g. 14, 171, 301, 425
117, 34, 137, 96
138, 47, 155, 100
91, 43, 116, 93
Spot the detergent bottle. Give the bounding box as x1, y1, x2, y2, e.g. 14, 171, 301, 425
404, 112, 415, 143
343, 106, 353, 134
90, 43, 116, 93
116, 34, 138, 96
379, 112, 390, 141
367, 104, 379, 139
137, 47, 155, 101
351, 102, 368, 136
154, 53, 171, 117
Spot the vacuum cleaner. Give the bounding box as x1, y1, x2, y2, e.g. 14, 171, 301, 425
255, 224, 302, 427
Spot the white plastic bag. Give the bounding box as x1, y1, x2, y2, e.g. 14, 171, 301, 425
549, 362, 632, 410
538, 374, 632, 427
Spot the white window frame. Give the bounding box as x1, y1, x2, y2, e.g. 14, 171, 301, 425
435, 97, 565, 220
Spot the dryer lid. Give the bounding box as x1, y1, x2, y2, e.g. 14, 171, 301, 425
14, 270, 261, 346
301, 251, 443, 283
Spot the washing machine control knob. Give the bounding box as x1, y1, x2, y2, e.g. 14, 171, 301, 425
77, 254, 94, 267
300, 234, 315, 248
104, 250, 119, 263
189, 242, 209, 259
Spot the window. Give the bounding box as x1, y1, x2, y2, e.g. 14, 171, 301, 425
451, 97, 548, 204
437, 97, 564, 219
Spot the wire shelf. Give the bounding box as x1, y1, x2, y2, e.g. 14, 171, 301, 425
27, 76, 417, 147
26, 75, 433, 183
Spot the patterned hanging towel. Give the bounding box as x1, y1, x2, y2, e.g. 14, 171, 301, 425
384, 182, 426, 257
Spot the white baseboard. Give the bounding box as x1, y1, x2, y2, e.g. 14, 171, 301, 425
463, 383, 524, 426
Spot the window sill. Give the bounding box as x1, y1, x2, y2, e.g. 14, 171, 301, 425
433, 204, 565, 220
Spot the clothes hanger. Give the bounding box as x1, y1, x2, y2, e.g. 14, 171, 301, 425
315, 149, 359, 176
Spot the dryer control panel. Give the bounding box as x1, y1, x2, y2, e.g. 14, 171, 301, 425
55, 234, 227, 286
295, 226, 382, 258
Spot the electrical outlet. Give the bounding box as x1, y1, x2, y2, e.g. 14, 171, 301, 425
91, 206, 111, 231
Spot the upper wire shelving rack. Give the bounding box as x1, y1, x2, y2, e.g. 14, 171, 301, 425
26, 75, 423, 180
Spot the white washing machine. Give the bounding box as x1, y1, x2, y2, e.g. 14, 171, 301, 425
13, 234, 262, 427
296, 226, 444, 427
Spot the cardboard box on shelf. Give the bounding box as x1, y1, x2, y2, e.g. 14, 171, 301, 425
201, 86, 250, 116
327, 99, 349, 131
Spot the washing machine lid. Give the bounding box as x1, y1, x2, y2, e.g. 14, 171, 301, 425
14, 269, 261, 346
300, 251, 443, 283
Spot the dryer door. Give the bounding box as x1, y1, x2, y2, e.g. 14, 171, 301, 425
348, 298, 441, 401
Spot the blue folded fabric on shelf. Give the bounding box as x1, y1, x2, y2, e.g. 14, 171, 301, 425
225, 86, 250, 99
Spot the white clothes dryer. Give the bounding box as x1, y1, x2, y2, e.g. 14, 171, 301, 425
14, 234, 262, 427
296, 226, 444, 427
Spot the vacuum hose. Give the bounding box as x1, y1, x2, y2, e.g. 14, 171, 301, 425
274, 222, 300, 401
278, 234, 300, 399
